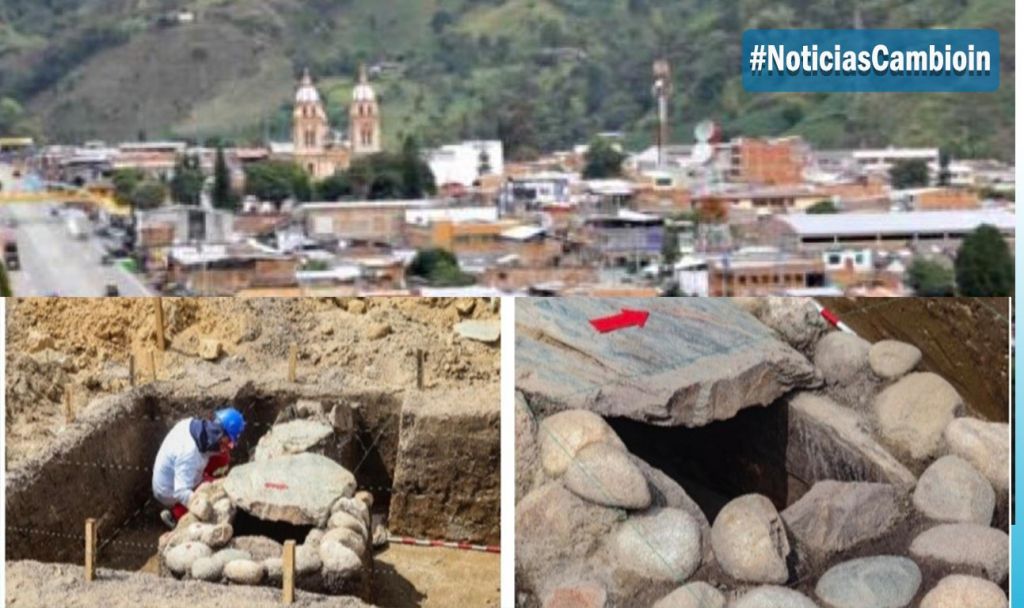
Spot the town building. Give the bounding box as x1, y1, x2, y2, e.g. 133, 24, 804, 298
287, 66, 381, 180
428, 141, 504, 188
776, 209, 1015, 251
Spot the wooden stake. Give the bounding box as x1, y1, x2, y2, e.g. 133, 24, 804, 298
63, 389, 74, 423
416, 349, 424, 390
288, 344, 298, 383
84, 518, 97, 582
129, 353, 136, 388
149, 349, 157, 383
153, 297, 165, 352
282, 540, 296, 604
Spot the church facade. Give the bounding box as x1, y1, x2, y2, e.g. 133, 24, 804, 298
289, 66, 381, 180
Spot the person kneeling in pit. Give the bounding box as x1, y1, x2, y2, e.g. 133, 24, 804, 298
152, 407, 245, 529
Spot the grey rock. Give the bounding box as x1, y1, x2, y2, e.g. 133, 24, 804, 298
455, 320, 500, 343
228, 536, 282, 562
223, 559, 265, 585
746, 297, 829, 355
711, 494, 789, 584
164, 541, 212, 576
920, 574, 1008, 608
212, 548, 252, 566
516, 482, 620, 593
913, 455, 995, 525
732, 586, 819, 608
188, 495, 213, 522
782, 481, 905, 559
944, 418, 1009, 493
328, 509, 368, 538
868, 340, 921, 379
330, 496, 371, 529
294, 399, 326, 420
874, 372, 963, 461
516, 298, 817, 426
611, 507, 702, 583
538, 409, 626, 477
304, 528, 325, 550
787, 392, 916, 489
190, 556, 223, 581
322, 526, 366, 557
563, 442, 651, 510
224, 453, 355, 527
651, 581, 725, 608
263, 557, 283, 582
319, 537, 362, 576
252, 419, 338, 462
910, 524, 1009, 583
815, 332, 871, 386
212, 498, 235, 526
186, 522, 232, 548
815, 556, 920, 608
295, 544, 323, 574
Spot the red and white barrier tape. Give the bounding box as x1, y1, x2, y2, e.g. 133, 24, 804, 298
387, 535, 500, 554
811, 300, 858, 336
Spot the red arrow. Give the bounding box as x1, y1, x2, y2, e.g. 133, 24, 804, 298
589, 309, 650, 334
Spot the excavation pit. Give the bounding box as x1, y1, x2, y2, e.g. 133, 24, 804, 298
5, 381, 403, 599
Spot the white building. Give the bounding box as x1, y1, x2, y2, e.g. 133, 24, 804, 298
427, 140, 504, 187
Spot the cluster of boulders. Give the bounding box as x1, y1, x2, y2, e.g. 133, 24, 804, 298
158, 400, 374, 598
516, 298, 1009, 608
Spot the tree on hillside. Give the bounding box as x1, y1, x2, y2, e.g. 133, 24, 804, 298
244, 161, 310, 205
583, 137, 625, 179
938, 149, 952, 187
407, 248, 475, 287
111, 168, 146, 206
345, 149, 436, 201
907, 258, 956, 296
211, 145, 236, 210
130, 180, 167, 210
955, 224, 1014, 296
316, 171, 352, 201
170, 153, 204, 205
889, 159, 929, 189
806, 200, 838, 214
661, 228, 680, 266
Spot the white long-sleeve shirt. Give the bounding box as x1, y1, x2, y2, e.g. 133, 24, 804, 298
152, 419, 211, 508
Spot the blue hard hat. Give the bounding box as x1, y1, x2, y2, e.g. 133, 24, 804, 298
214, 407, 245, 443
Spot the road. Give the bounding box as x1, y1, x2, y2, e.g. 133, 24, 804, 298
1, 165, 153, 296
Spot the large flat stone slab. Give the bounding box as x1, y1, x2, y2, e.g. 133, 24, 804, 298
516, 299, 817, 427
224, 453, 355, 527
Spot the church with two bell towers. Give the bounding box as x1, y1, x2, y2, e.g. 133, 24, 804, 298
289, 65, 381, 180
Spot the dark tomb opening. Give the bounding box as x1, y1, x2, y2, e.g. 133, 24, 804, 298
607, 397, 792, 522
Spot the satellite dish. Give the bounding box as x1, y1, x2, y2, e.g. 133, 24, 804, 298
694, 120, 716, 143
691, 142, 713, 164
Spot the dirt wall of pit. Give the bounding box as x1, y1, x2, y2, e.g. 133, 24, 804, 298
5, 380, 405, 565
821, 297, 1010, 422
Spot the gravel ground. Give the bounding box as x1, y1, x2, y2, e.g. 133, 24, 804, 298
5, 560, 374, 607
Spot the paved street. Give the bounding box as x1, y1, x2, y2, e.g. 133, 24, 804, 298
0, 164, 152, 296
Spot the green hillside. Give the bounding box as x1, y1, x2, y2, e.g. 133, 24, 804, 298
0, 0, 1014, 160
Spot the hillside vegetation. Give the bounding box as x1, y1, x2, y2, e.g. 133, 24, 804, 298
0, 0, 1014, 160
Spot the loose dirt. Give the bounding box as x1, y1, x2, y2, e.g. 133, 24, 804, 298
373, 544, 500, 608
6, 297, 499, 466
5, 560, 372, 608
